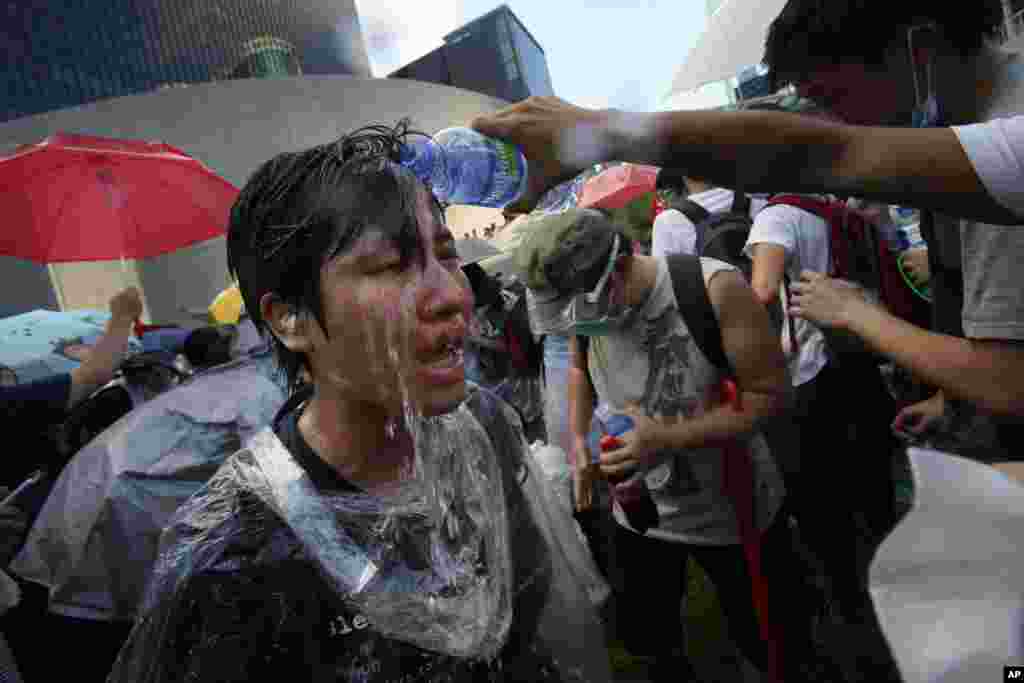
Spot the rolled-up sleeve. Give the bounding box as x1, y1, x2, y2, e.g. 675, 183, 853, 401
953, 116, 1024, 220
652, 210, 698, 258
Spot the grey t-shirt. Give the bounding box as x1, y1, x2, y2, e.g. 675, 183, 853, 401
586, 257, 785, 545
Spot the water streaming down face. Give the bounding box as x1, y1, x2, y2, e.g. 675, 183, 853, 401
314, 219, 513, 660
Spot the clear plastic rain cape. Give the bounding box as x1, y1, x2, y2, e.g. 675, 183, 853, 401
108, 385, 611, 683
11, 350, 287, 621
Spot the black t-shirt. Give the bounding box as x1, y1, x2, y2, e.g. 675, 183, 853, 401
273, 387, 358, 494
134, 385, 556, 682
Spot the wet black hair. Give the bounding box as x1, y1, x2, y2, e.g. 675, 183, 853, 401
763, 0, 1004, 91
226, 120, 445, 393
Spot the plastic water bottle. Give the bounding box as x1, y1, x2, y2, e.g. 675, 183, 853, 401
592, 409, 660, 534
398, 127, 529, 208
889, 206, 925, 251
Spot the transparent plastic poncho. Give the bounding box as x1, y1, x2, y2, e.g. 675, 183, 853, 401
108, 386, 612, 683
11, 350, 287, 621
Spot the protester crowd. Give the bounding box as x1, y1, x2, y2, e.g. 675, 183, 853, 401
1, 1, 1024, 681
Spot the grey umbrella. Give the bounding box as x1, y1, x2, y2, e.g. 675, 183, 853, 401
456, 237, 502, 267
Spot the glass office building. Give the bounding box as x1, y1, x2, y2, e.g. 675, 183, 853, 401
2, 0, 371, 123
390, 4, 553, 103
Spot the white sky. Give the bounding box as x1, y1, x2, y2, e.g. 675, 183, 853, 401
353, 0, 731, 113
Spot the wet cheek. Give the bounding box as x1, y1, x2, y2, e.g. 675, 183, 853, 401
455, 270, 475, 319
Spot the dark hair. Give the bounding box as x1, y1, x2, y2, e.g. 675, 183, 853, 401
742, 96, 830, 118
462, 262, 503, 308
656, 168, 688, 195
183, 326, 235, 368
226, 120, 444, 393
764, 0, 1003, 90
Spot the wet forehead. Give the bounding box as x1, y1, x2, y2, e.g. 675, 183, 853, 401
334, 190, 453, 263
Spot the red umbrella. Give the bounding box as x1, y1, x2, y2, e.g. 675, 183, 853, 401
0, 132, 238, 263
577, 163, 660, 210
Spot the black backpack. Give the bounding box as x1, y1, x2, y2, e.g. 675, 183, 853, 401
669, 194, 796, 352
670, 192, 754, 281
57, 352, 189, 459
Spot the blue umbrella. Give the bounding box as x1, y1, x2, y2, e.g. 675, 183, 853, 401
0, 309, 141, 384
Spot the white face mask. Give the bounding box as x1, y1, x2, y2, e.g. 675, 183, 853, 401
908, 23, 943, 128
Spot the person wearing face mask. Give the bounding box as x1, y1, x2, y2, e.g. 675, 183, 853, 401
517, 208, 793, 682
470, 2, 1024, 423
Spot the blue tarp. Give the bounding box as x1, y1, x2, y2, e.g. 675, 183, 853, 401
0, 309, 142, 384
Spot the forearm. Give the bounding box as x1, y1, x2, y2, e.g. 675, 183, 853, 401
68, 316, 134, 407
848, 305, 1024, 416
657, 392, 783, 452
567, 366, 594, 466
605, 109, 848, 196
604, 111, 1018, 225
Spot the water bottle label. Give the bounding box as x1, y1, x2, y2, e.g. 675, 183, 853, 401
889, 206, 919, 227
433, 128, 527, 208
489, 138, 525, 206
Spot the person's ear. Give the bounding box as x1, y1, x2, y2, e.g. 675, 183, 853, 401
260, 293, 316, 353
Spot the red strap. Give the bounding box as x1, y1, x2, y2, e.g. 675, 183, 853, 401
718, 380, 785, 683
766, 194, 833, 218
505, 326, 529, 371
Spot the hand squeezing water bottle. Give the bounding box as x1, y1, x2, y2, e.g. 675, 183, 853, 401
398, 127, 529, 208
590, 408, 660, 534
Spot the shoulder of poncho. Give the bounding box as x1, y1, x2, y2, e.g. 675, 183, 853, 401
164, 446, 301, 574
465, 384, 527, 460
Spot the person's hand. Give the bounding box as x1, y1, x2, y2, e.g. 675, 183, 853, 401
0, 493, 28, 567
471, 96, 615, 212
569, 435, 596, 512
598, 403, 669, 481
902, 247, 931, 286
109, 287, 143, 324
788, 271, 875, 331
893, 392, 945, 436
573, 463, 599, 513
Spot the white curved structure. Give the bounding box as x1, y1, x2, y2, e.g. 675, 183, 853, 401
0, 75, 508, 322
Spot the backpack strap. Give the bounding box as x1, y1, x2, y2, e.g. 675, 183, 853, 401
730, 191, 752, 215
671, 198, 711, 227
665, 253, 735, 378
781, 273, 799, 355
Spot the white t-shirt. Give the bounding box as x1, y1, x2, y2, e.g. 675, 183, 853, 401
743, 203, 830, 387
954, 114, 1024, 221
651, 188, 768, 259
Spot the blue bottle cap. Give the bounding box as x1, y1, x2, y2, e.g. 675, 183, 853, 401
605, 414, 635, 438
